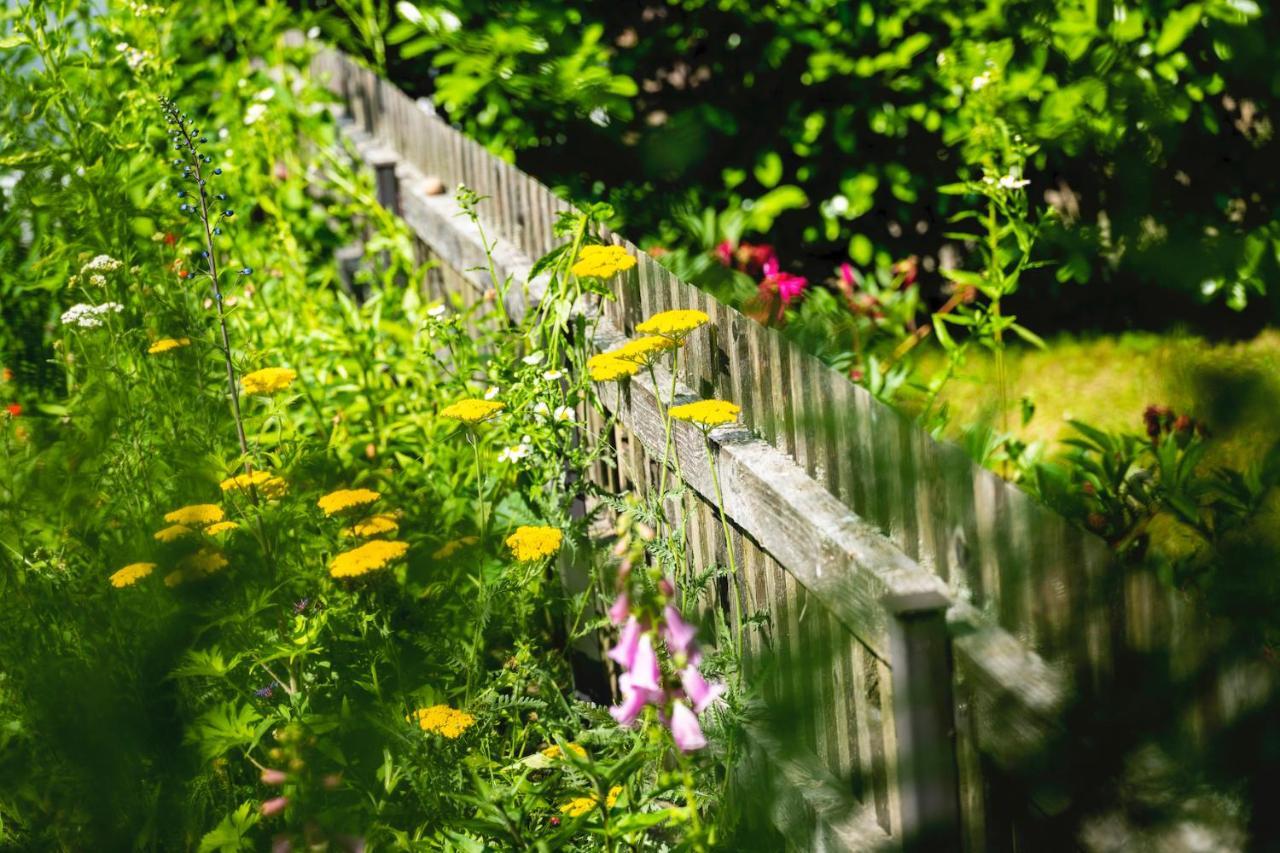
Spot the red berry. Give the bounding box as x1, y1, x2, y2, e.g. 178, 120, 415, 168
5, 403, 20, 417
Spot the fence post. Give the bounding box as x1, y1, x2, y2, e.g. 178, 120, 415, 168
371, 153, 401, 216
885, 589, 962, 851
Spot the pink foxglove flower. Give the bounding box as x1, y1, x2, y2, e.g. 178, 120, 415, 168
261, 768, 287, 786
607, 616, 641, 668
261, 796, 289, 817
630, 634, 661, 692
607, 594, 630, 626
681, 665, 725, 713
610, 673, 659, 727
662, 605, 697, 654
669, 700, 708, 752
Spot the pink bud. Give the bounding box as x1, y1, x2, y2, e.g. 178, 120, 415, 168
662, 605, 697, 654
261, 796, 289, 817
607, 594, 630, 626
261, 768, 287, 786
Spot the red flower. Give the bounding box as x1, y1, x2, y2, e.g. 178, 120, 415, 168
714, 240, 733, 266
5, 403, 20, 417
163, 232, 177, 246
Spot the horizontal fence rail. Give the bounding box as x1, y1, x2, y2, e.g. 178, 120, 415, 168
303, 43, 1251, 851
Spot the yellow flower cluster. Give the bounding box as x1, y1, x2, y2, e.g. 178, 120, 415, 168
205, 521, 240, 536
440, 398, 504, 424
220, 470, 288, 499
164, 504, 225, 527
178, 548, 229, 577
329, 539, 409, 578
611, 336, 680, 367
570, 244, 636, 279
541, 743, 587, 760
586, 352, 641, 383
408, 704, 476, 738
505, 526, 563, 562
669, 399, 741, 430
560, 786, 622, 817
110, 562, 155, 588
635, 309, 709, 339
346, 514, 399, 538
148, 337, 191, 354
432, 536, 478, 559
318, 488, 381, 516
155, 524, 194, 543
241, 367, 297, 395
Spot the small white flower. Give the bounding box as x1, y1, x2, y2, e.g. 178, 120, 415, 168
484, 386, 501, 400
218, 127, 229, 139
428, 304, 447, 318
533, 401, 551, 421
521, 351, 544, 366
589, 107, 610, 127
542, 369, 563, 381
306, 25, 322, 39
60, 302, 123, 328
498, 443, 531, 463
254, 88, 276, 103
81, 254, 122, 274
553, 405, 576, 423
971, 72, 991, 91
828, 194, 850, 215
244, 103, 268, 126
89, 274, 106, 287
998, 174, 1030, 190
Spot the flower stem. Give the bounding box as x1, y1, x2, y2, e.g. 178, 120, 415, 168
704, 436, 744, 672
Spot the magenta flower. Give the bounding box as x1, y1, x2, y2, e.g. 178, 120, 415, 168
607, 616, 641, 668
630, 633, 661, 692
715, 240, 733, 266
669, 701, 708, 752
610, 673, 660, 727
761, 256, 809, 308
261, 768, 287, 786
261, 796, 289, 817
680, 665, 725, 713
662, 605, 697, 654
607, 594, 630, 626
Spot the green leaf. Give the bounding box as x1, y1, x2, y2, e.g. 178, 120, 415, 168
1008, 322, 1047, 349
744, 185, 807, 232
0, 34, 30, 49
753, 151, 783, 188
198, 803, 258, 852
1156, 4, 1202, 54
185, 702, 270, 763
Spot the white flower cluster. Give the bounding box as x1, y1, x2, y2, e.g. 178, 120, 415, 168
498, 436, 533, 463
533, 401, 576, 424
115, 43, 152, 70
60, 302, 123, 329
982, 172, 1030, 190
81, 254, 122, 274
245, 103, 268, 126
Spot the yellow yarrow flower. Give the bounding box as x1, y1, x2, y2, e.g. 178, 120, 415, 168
317, 488, 381, 516
163, 569, 186, 588
204, 521, 240, 536
155, 524, 195, 543
164, 504, 224, 528
179, 548, 229, 577
220, 470, 288, 499
505, 526, 563, 562
560, 786, 622, 817
241, 367, 297, 395
329, 539, 409, 578
570, 244, 636, 279
611, 336, 680, 367
408, 704, 476, 738
147, 337, 191, 354
110, 562, 155, 588
440, 398, 504, 424
346, 514, 399, 538
635, 309, 709, 340
432, 536, 478, 559
669, 399, 741, 430
587, 353, 640, 383
541, 743, 588, 761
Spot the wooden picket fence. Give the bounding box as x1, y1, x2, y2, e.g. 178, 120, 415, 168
304, 43, 1255, 851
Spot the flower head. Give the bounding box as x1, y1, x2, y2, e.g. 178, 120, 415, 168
241, 367, 297, 396
610, 336, 680, 367
204, 521, 241, 536
408, 704, 475, 738
148, 337, 191, 355
346, 514, 399, 538
560, 786, 621, 817
329, 539, 409, 578
220, 470, 288, 499
635, 309, 710, 340
587, 353, 640, 382
110, 562, 155, 588
669, 399, 740, 430
155, 524, 195, 543
540, 742, 588, 761
571, 244, 637, 279
60, 302, 123, 328
505, 526, 563, 562
440, 398, 504, 424
317, 488, 381, 516
669, 700, 708, 752
164, 504, 225, 528
179, 548, 229, 577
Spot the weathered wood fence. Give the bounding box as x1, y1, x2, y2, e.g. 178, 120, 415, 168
307, 45, 1252, 851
